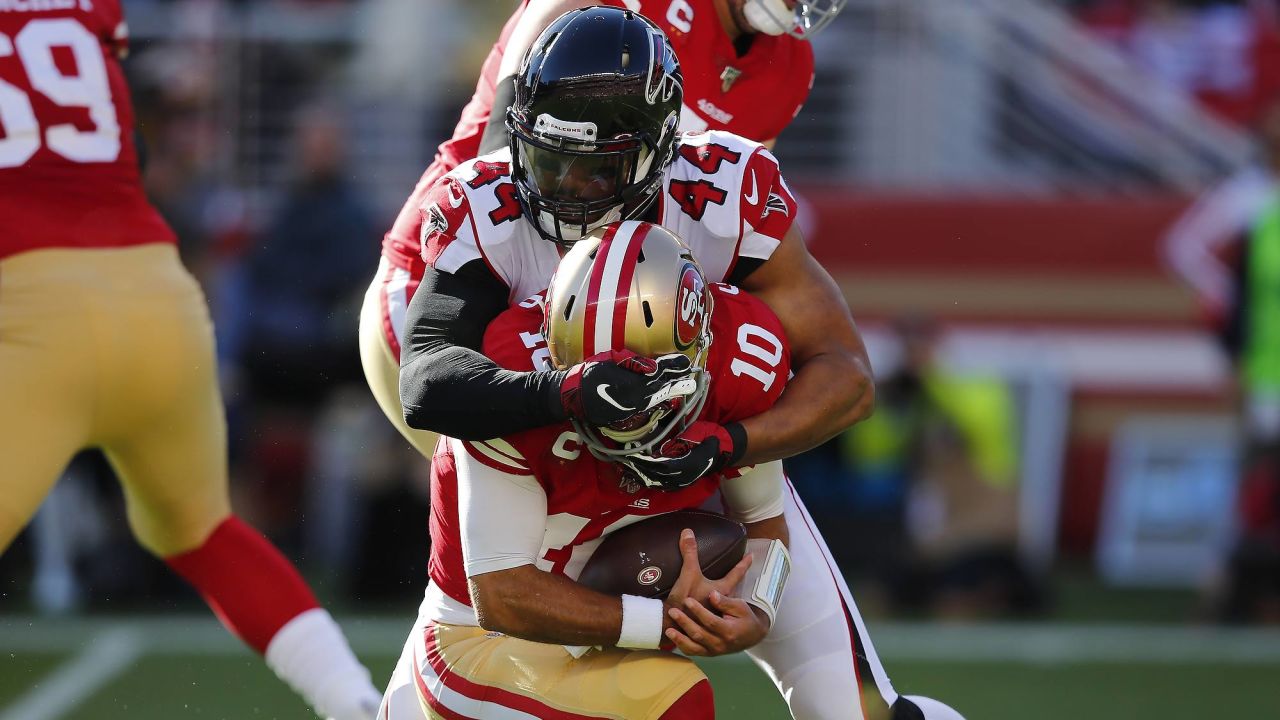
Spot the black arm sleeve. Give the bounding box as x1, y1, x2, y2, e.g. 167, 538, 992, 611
479, 75, 517, 156
399, 260, 568, 439
727, 256, 766, 287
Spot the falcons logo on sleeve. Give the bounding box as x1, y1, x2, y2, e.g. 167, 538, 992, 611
422, 203, 449, 239
763, 192, 790, 219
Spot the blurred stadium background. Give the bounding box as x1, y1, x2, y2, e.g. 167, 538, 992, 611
5, 0, 1280, 717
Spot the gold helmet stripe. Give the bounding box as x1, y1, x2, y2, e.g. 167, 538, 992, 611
583, 221, 652, 356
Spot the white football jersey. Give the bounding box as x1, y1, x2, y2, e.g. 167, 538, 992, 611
417, 130, 798, 301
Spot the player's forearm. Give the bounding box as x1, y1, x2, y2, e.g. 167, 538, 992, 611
469, 567, 628, 647
398, 261, 568, 437
399, 343, 565, 438
745, 514, 789, 548
736, 350, 874, 466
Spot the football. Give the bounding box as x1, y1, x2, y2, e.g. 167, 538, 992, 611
576, 510, 747, 599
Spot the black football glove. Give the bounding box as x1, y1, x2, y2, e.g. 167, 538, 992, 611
559, 351, 693, 427
620, 421, 748, 491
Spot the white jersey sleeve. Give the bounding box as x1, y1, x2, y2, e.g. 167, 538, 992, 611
452, 437, 548, 578
659, 131, 798, 283
416, 149, 562, 301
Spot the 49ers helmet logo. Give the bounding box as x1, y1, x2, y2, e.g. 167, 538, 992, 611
675, 264, 706, 350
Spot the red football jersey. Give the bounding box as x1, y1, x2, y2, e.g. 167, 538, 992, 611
0, 1, 175, 261
427, 283, 792, 608
379, 0, 813, 277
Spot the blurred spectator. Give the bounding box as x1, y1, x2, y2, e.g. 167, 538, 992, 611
1075, 0, 1280, 126
236, 103, 373, 400
227, 104, 375, 542
1169, 94, 1280, 623
799, 318, 1043, 619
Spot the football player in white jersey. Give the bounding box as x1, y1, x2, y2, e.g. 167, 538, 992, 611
396, 8, 962, 720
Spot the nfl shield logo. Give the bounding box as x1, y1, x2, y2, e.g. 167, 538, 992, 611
720, 66, 742, 93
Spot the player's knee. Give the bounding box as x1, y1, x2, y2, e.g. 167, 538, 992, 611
659, 678, 714, 720
895, 695, 966, 720
127, 499, 229, 557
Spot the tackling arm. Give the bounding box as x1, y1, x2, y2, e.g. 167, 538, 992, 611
399, 261, 569, 438
737, 223, 874, 465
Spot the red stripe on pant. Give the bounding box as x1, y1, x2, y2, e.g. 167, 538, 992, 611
416, 624, 602, 719
784, 481, 887, 719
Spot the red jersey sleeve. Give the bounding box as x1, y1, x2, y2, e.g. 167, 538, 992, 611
478, 296, 559, 476
739, 147, 798, 257
417, 175, 487, 273
102, 0, 129, 58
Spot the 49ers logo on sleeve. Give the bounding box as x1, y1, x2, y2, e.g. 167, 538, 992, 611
675, 263, 707, 350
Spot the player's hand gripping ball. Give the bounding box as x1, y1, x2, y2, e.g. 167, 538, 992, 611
576, 510, 746, 599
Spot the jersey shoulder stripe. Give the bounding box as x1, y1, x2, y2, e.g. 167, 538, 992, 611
461, 439, 533, 476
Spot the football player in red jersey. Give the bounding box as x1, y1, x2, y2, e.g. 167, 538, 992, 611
0, 4, 379, 718
391, 10, 962, 719
380, 222, 793, 719
359, 0, 845, 463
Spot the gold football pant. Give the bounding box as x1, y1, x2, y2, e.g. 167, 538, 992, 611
0, 244, 230, 556
380, 620, 709, 720
359, 258, 439, 460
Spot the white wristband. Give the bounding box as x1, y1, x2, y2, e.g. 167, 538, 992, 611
617, 594, 664, 650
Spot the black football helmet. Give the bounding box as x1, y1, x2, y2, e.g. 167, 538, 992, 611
507, 7, 683, 246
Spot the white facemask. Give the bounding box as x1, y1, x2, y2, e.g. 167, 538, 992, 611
536, 204, 624, 245
743, 0, 793, 36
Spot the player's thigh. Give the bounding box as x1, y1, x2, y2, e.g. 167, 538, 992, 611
359, 266, 439, 460
0, 252, 93, 551
745, 481, 898, 720
98, 253, 230, 556
419, 623, 707, 720
380, 626, 429, 720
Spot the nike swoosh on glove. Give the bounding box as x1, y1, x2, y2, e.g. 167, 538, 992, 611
559, 351, 693, 427
621, 421, 748, 490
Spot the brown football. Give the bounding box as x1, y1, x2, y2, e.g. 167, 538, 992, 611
576, 510, 747, 600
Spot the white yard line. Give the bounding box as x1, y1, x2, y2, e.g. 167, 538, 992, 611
0, 628, 145, 720
5, 617, 1280, 665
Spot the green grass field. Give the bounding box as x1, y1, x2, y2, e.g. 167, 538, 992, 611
4, 618, 1280, 719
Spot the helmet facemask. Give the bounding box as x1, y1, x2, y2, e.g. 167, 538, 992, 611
509, 110, 677, 247
506, 7, 684, 248
743, 0, 847, 39
543, 221, 716, 478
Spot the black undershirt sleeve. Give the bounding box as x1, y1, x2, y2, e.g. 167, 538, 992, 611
479, 75, 517, 156
727, 256, 766, 287
399, 260, 568, 439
